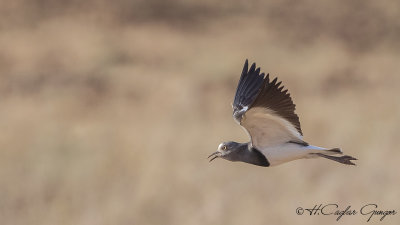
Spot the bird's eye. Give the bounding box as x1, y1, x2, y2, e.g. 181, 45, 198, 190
221, 145, 227, 150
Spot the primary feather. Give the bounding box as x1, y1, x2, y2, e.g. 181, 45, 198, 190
232, 60, 304, 149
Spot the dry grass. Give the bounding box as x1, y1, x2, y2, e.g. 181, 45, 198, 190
0, 1, 399, 224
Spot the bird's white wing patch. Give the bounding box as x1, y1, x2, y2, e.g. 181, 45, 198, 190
241, 107, 303, 148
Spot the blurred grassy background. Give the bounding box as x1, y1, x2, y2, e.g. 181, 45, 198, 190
1, 0, 400, 224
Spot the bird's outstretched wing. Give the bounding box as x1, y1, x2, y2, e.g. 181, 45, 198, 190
232, 60, 305, 149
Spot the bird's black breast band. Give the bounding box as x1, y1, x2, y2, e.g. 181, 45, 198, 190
250, 147, 270, 167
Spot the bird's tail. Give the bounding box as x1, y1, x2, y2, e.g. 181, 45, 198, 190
304, 145, 341, 156
313, 152, 357, 165
325, 147, 342, 155
305, 146, 357, 165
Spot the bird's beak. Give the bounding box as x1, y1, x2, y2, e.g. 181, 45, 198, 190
208, 151, 220, 162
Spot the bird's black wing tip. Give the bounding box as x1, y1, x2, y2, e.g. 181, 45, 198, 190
233, 59, 265, 110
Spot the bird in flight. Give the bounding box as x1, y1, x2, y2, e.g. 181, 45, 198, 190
208, 60, 357, 167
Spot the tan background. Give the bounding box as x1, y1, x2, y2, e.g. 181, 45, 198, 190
1, 0, 399, 224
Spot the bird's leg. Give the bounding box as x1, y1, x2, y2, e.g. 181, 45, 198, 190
313, 153, 357, 166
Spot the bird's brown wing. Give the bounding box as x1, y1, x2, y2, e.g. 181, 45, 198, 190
232, 60, 305, 149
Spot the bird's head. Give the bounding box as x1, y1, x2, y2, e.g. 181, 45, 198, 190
208, 141, 242, 162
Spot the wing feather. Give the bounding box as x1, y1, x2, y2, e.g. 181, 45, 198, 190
232, 60, 305, 149
232, 60, 265, 120
252, 73, 302, 135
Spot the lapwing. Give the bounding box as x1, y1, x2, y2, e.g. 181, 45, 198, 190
208, 60, 357, 167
